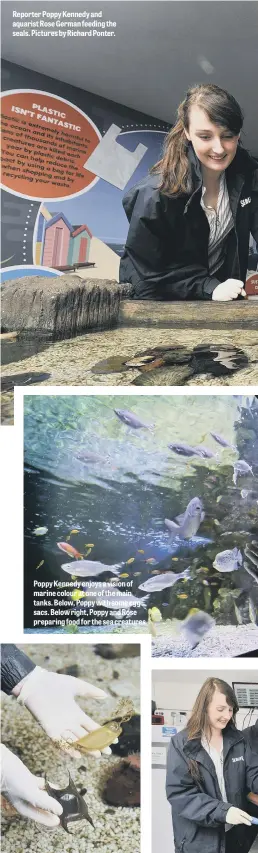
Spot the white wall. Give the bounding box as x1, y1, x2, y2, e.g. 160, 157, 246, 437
152, 669, 258, 728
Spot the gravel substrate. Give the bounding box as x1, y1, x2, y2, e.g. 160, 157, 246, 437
1, 644, 140, 853
151, 622, 258, 657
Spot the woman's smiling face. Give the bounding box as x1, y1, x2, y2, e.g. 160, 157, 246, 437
207, 688, 233, 732
184, 105, 240, 173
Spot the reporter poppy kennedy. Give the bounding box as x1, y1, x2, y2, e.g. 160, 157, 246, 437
119, 84, 258, 301
166, 678, 258, 853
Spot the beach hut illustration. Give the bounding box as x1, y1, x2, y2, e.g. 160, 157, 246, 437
41, 213, 92, 269
68, 224, 92, 266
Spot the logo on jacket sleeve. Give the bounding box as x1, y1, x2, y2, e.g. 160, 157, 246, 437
232, 756, 244, 762
240, 197, 251, 207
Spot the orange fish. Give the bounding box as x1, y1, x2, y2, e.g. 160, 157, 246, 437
57, 542, 83, 559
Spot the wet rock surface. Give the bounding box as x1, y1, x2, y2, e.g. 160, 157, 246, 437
1, 275, 122, 338
2, 295, 258, 424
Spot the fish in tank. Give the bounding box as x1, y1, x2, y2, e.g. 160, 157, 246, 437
23, 394, 258, 656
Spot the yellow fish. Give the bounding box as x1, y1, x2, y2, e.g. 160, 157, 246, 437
71, 590, 86, 601
71, 575, 77, 581
66, 536, 71, 541
177, 594, 188, 600
145, 558, 156, 564
197, 567, 209, 573
35, 560, 44, 570
126, 557, 135, 564
85, 543, 94, 547
137, 550, 144, 554
84, 548, 92, 557
70, 529, 80, 534
119, 573, 129, 578
148, 607, 162, 623
216, 496, 222, 504
171, 557, 179, 562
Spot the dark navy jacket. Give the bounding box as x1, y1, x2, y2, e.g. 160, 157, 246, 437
166, 725, 258, 853
1, 644, 35, 694
120, 144, 258, 300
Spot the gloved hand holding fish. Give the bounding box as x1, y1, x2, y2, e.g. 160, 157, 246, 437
13, 667, 119, 758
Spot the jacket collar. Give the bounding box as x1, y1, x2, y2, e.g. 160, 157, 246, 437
183, 142, 255, 214
183, 724, 244, 763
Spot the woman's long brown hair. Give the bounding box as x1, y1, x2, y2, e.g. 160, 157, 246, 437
151, 83, 244, 196
186, 677, 239, 783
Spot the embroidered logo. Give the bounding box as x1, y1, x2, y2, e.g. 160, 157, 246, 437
232, 756, 244, 762
240, 197, 251, 207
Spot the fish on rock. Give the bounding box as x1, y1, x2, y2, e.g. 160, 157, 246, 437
61, 560, 122, 578
168, 441, 200, 457
180, 610, 215, 648
165, 497, 205, 540
210, 432, 237, 451
233, 460, 254, 485
75, 450, 108, 464
213, 547, 243, 572
193, 446, 218, 459
138, 567, 191, 592
114, 409, 154, 429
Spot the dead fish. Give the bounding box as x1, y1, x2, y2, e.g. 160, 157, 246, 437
61, 560, 122, 578
193, 445, 218, 459
114, 409, 154, 430
233, 460, 254, 485
138, 566, 191, 593
210, 432, 237, 451
213, 548, 242, 573
165, 497, 205, 540
168, 441, 200, 457
180, 610, 215, 648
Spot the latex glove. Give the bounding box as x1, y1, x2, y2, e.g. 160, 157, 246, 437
14, 666, 118, 759
212, 279, 246, 301
226, 806, 252, 826
1, 745, 63, 827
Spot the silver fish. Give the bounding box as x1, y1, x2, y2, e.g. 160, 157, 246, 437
165, 497, 205, 540
168, 441, 200, 457
138, 567, 191, 593
114, 409, 154, 429
213, 547, 242, 573
33, 526, 48, 536
233, 460, 254, 485
81, 582, 150, 610
210, 432, 237, 451
193, 445, 218, 459
180, 611, 215, 648
61, 560, 122, 578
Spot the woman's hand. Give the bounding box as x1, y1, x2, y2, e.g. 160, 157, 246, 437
226, 806, 252, 826
212, 279, 246, 301
14, 666, 118, 758
1, 745, 63, 827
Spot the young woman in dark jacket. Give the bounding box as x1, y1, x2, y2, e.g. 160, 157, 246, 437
166, 678, 258, 853
120, 83, 258, 301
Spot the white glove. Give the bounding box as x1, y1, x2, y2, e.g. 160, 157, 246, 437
212, 279, 246, 301
1, 745, 63, 827
14, 666, 118, 758
226, 806, 252, 826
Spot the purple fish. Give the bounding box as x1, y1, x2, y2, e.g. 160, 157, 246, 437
165, 497, 205, 540
168, 442, 200, 457
233, 460, 254, 485
210, 432, 237, 451
114, 409, 154, 430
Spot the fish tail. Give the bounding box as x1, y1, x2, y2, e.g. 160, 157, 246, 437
141, 594, 150, 607
112, 564, 123, 575
183, 567, 191, 580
